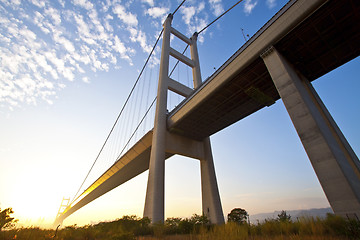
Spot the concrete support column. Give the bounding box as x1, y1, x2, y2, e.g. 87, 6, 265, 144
143, 14, 173, 223
261, 46, 360, 218
200, 138, 225, 224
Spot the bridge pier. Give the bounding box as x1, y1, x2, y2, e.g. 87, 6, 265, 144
261, 46, 360, 218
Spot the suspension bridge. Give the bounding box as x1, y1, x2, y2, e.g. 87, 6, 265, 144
54, 0, 360, 226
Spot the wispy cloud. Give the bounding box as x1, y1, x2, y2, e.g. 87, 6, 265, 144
179, 1, 213, 43
73, 0, 94, 11
266, 0, 276, 9
82, 76, 90, 83
29, 0, 45, 8
128, 27, 152, 54
145, 6, 169, 20
141, 0, 154, 7
181, 6, 196, 25
44, 7, 62, 25
209, 0, 223, 17
113, 4, 138, 26
244, 0, 258, 15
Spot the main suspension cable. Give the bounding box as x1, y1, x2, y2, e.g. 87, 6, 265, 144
172, 0, 186, 15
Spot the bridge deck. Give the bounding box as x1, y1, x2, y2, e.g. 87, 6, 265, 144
168, 0, 360, 140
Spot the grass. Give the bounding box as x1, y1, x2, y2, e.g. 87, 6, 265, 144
0, 213, 359, 240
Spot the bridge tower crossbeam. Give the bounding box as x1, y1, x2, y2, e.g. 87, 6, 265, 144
143, 14, 225, 224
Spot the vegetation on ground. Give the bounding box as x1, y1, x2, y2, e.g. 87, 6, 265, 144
0, 207, 359, 240
0, 208, 18, 231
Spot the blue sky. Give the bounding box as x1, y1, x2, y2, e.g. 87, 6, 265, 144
0, 0, 359, 228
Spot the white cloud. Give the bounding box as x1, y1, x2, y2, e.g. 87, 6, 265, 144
58, 0, 65, 8
30, 0, 45, 8
142, 0, 154, 7
62, 66, 75, 81
14, 0, 21, 5
128, 27, 151, 54
19, 27, 37, 41
180, 3, 209, 40
55, 35, 75, 53
244, 0, 258, 15
113, 4, 138, 26
145, 7, 169, 19
266, 0, 276, 9
44, 51, 70, 80
73, 13, 96, 45
209, 0, 223, 17
73, 0, 93, 10
113, 35, 127, 55
0, 16, 10, 25
113, 35, 133, 63
44, 7, 61, 25
191, 18, 207, 43
34, 11, 50, 34
82, 76, 90, 83
181, 6, 196, 25
198, 2, 205, 12
32, 51, 54, 75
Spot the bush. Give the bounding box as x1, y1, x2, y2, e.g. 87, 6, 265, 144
165, 217, 182, 234
345, 218, 360, 239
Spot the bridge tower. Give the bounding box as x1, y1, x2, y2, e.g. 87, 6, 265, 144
55, 197, 70, 226
143, 14, 225, 224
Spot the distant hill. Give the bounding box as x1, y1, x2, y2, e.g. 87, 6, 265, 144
249, 207, 333, 223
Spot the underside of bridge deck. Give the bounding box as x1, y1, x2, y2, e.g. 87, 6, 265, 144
168, 0, 360, 141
